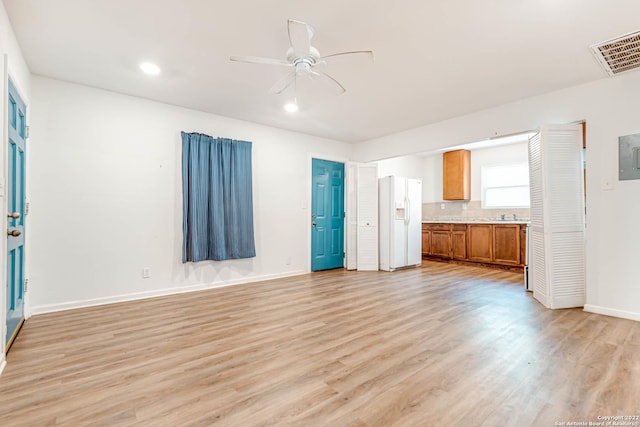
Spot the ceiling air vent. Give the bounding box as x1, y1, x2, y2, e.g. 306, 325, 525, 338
591, 30, 640, 76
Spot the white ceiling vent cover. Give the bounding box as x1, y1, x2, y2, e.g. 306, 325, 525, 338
591, 30, 640, 76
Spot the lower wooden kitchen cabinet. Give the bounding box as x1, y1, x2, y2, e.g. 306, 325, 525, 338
520, 226, 527, 265
493, 224, 521, 265
468, 224, 493, 263
421, 228, 431, 257
451, 224, 467, 260
431, 226, 451, 258
422, 222, 527, 270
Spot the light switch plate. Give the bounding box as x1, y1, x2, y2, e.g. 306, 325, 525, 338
619, 133, 640, 180
602, 177, 614, 191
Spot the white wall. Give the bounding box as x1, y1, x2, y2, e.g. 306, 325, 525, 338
375, 155, 423, 179
421, 142, 529, 203
28, 76, 352, 313
384, 143, 529, 204
420, 155, 437, 204
0, 1, 31, 372
0, 7, 30, 97
354, 71, 640, 321
471, 143, 529, 202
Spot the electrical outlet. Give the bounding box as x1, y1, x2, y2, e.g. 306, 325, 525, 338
440, 203, 446, 210
142, 267, 151, 279
285, 256, 292, 266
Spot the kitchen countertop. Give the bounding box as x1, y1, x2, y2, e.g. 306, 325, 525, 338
422, 219, 530, 224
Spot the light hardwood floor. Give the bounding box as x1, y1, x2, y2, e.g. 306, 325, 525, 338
1, 261, 639, 426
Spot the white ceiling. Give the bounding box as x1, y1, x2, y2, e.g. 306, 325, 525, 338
4, 0, 640, 142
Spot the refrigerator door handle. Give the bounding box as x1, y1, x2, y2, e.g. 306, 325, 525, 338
405, 197, 410, 225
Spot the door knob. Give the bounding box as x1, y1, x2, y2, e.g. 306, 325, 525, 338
7, 212, 20, 219
311, 214, 317, 219
311, 221, 317, 226
7, 229, 21, 237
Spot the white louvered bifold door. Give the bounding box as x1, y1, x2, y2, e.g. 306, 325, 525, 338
528, 132, 549, 307
345, 162, 358, 270
356, 163, 379, 271
529, 124, 585, 309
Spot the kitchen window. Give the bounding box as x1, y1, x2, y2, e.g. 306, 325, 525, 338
481, 163, 530, 208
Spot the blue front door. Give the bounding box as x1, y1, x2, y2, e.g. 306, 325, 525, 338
311, 159, 344, 271
6, 79, 26, 352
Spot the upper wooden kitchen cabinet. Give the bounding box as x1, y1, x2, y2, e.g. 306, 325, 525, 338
443, 149, 470, 200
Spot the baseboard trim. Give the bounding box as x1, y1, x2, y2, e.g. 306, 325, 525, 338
584, 304, 640, 322
30, 270, 307, 315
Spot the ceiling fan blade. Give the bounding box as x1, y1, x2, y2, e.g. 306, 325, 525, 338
318, 50, 375, 66
310, 70, 346, 96
287, 19, 312, 57
269, 71, 296, 94
230, 55, 292, 67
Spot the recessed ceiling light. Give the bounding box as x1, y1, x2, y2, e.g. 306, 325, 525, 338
284, 102, 298, 113
139, 62, 161, 75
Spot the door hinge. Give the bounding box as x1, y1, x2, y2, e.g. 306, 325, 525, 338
24, 278, 29, 293
25, 202, 30, 216
25, 125, 30, 139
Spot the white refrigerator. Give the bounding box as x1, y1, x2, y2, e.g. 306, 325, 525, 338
379, 176, 422, 271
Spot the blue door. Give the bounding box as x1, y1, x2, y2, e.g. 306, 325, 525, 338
311, 159, 344, 271
6, 79, 26, 352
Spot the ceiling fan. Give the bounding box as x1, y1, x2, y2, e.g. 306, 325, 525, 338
230, 19, 374, 96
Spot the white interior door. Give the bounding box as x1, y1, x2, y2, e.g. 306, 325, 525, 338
345, 163, 358, 270
356, 164, 378, 271
529, 124, 585, 309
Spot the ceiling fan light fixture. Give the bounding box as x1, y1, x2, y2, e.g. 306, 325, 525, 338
284, 101, 299, 113
139, 62, 161, 75
230, 19, 374, 96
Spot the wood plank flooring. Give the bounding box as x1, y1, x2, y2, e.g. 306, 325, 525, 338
1, 261, 639, 426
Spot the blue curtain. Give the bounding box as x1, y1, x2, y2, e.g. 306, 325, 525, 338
181, 131, 256, 262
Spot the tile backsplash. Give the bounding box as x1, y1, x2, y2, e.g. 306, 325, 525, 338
422, 201, 530, 221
